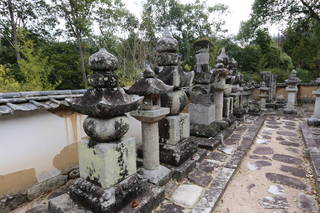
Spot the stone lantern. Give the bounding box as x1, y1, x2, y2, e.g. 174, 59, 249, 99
212, 48, 231, 122
284, 69, 300, 114
50, 48, 146, 212
127, 65, 173, 185
308, 88, 320, 126
259, 81, 269, 111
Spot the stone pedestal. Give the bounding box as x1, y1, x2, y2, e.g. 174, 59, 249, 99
79, 138, 136, 188
259, 82, 269, 111
214, 83, 225, 121
308, 89, 320, 126
284, 87, 298, 114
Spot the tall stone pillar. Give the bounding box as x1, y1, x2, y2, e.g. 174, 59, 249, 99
259, 81, 269, 111
49, 49, 149, 213
128, 66, 172, 185
284, 69, 300, 114
308, 88, 320, 126
213, 48, 230, 122
155, 32, 197, 167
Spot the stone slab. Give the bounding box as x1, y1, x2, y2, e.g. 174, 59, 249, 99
141, 165, 171, 186
297, 193, 319, 213
279, 165, 306, 177
259, 196, 289, 209
171, 184, 204, 208
253, 147, 274, 155
188, 169, 213, 187
265, 173, 310, 191
272, 154, 303, 165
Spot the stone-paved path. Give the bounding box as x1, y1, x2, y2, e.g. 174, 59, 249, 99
215, 116, 319, 213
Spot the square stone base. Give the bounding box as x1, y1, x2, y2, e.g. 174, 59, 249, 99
189, 103, 215, 125
159, 138, 198, 166
48, 180, 164, 213
140, 165, 171, 186
159, 113, 190, 145
79, 138, 136, 188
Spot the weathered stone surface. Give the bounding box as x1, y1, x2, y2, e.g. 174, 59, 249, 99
156, 53, 180, 66
280, 165, 306, 177
190, 122, 220, 138
207, 151, 228, 162
0, 192, 27, 212
297, 193, 319, 213
265, 173, 310, 191
88, 48, 118, 71
156, 32, 178, 53
69, 175, 146, 213
188, 136, 220, 151
189, 103, 215, 126
159, 138, 197, 166
79, 138, 137, 188
160, 90, 188, 115
188, 169, 213, 187
27, 175, 68, 201
253, 147, 274, 155
48, 194, 92, 213
286, 147, 299, 154
249, 155, 270, 160
272, 154, 303, 165
192, 168, 235, 213
247, 161, 272, 170
277, 131, 298, 137
68, 88, 143, 119
279, 141, 300, 147
156, 202, 186, 213
140, 165, 171, 186
199, 160, 219, 173
171, 184, 203, 208
259, 196, 289, 209
266, 125, 281, 129
83, 116, 129, 142
25, 204, 48, 213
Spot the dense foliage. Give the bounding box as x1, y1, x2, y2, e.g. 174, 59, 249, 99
0, 0, 319, 92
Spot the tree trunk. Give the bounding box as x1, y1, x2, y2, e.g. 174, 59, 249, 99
7, 0, 21, 63
78, 37, 88, 88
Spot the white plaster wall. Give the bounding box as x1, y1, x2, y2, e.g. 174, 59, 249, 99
0, 109, 86, 182
0, 110, 142, 185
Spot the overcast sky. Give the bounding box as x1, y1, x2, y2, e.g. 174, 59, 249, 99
123, 0, 280, 36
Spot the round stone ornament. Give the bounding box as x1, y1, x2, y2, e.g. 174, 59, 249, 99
88, 48, 118, 71
156, 32, 178, 53
83, 115, 130, 142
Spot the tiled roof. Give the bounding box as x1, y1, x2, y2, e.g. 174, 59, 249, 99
0, 89, 86, 116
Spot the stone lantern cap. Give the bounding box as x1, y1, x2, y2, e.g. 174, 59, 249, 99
212, 48, 230, 78
156, 31, 178, 53
193, 39, 212, 53
127, 65, 174, 96
67, 49, 143, 118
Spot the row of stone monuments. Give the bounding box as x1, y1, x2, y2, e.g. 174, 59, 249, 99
48, 34, 258, 212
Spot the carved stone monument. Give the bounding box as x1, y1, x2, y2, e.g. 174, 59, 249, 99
48, 49, 163, 213
155, 32, 197, 167
128, 65, 173, 185
284, 69, 300, 114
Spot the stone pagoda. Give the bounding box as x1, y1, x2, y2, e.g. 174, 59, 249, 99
155, 32, 197, 167
259, 81, 269, 111
284, 69, 300, 114
127, 65, 173, 185
48, 49, 161, 213
189, 39, 217, 136
308, 87, 320, 126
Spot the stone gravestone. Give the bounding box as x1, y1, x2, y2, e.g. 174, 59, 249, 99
155, 32, 197, 167
48, 49, 163, 213
128, 65, 173, 185
284, 69, 300, 114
